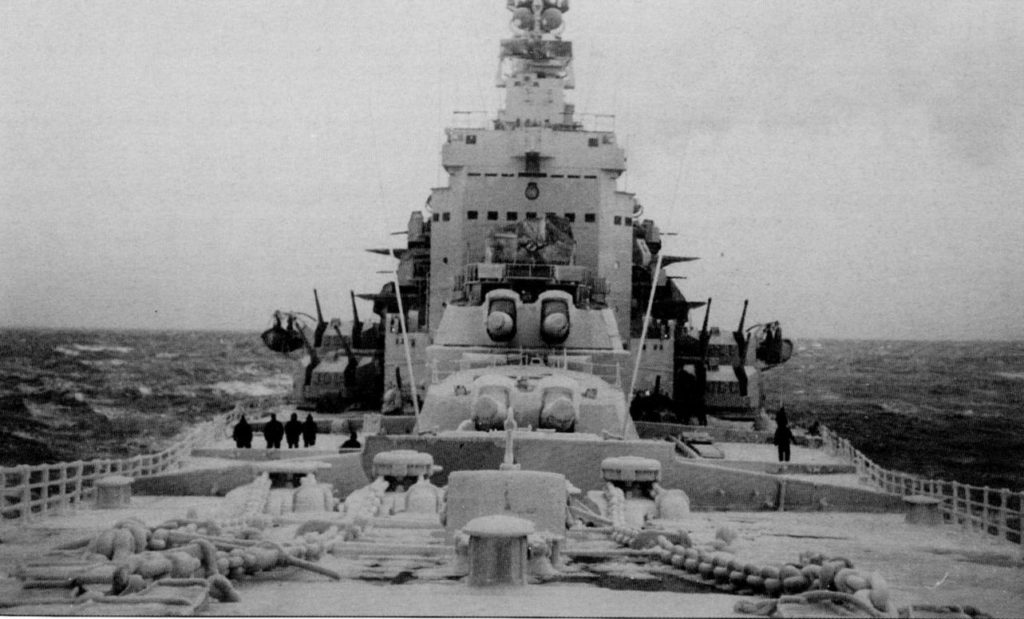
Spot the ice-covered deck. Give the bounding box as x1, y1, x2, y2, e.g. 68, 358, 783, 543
1, 496, 1020, 617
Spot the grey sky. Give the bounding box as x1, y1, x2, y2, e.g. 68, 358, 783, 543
2, 0, 1022, 339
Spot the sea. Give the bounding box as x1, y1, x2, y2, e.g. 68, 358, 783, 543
2, 329, 1023, 491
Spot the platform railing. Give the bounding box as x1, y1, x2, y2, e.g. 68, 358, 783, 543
428, 355, 624, 388
0, 419, 218, 523
821, 425, 1023, 547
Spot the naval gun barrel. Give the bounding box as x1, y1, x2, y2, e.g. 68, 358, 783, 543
313, 289, 327, 348
698, 298, 712, 363
736, 299, 749, 334
350, 291, 362, 349
699, 298, 712, 341
733, 299, 750, 354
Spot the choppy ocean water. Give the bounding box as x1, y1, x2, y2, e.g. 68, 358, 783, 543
0, 329, 294, 465
2, 329, 1022, 490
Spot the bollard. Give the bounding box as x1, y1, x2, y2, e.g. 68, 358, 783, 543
904, 495, 943, 526
462, 515, 534, 587
95, 475, 133, 509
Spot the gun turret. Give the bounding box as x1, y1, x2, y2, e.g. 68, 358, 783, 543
313, 289, 327, 348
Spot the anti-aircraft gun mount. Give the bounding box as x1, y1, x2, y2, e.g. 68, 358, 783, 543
629, 295, 794, 424
261, 289, 384, 412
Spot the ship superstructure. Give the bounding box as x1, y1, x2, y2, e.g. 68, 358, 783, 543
268, 0, 792, 421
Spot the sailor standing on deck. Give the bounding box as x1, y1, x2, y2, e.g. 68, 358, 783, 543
302, 414, 317, 447
774, 408, 793, 463
284, 413, 302, 449
263, 414, 284, 449
232, 416, 252, 448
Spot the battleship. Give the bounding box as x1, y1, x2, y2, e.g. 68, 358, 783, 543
1, 1, 1021, 617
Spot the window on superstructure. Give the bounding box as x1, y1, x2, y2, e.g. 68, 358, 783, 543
614, 216, 622, 225
487, 211, 498, 221
467, 210, 478, 220
442, 212, 451, 222
526, 212, 537, 220
565, 213, 576, 222
584, 213, 595, 223
624, 217, 632, 226
507, 212, 519, 221
466, 135, 477, 145
588, 138, 599, 147
432, 213, 440, 222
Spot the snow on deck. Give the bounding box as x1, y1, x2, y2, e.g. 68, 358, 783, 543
2, 499, 1021, 617
715, 442, 843, 464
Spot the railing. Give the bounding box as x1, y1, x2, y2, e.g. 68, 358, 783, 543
0, 416, 226, 523
577, 113, 616, 133
449, 111, 489, 130
821, 425, 1023, 546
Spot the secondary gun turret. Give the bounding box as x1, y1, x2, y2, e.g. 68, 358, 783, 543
261, 312, 305, 354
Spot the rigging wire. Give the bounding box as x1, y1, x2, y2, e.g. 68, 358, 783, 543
363, 23, 420, 415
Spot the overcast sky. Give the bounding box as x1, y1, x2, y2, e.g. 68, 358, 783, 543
2, 0, 1022, 340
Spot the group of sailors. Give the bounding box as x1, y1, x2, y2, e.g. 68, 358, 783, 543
233, 413, 363, 450
232, 413, 319, 449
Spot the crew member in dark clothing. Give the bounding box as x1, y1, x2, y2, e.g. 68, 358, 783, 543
776, 406, 789, 428
263, 414, 284, 449
284, 413, 302, 449
340, 429, 361, 449
808, 420, 821, 436
301, 414, 318, 447
232, 416, 252, 448
774, 409, 793, 462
